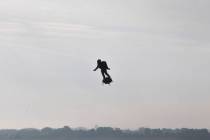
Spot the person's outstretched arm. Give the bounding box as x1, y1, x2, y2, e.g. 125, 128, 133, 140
93, 65, 99, 71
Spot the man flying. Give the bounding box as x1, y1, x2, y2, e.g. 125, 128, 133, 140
93, 59, 112, 84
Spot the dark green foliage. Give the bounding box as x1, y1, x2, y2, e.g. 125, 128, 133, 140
0, 127, 209, 140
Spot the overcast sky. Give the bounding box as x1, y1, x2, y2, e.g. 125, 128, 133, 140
0, 0, 210, 129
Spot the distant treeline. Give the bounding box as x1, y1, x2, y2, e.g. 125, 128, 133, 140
0, 126, 209, 140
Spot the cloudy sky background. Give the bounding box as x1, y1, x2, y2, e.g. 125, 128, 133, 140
0, 0, 209, 129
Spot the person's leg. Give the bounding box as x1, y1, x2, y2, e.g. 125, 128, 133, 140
104, 70, 111, 79
101, 70, 106, 80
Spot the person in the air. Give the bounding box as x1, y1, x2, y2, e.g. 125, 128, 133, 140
93, 59, 112, 82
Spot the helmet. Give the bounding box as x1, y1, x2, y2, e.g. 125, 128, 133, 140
97, 59, 101, 64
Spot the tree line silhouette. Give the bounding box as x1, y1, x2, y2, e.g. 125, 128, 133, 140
0, 126, 209, 140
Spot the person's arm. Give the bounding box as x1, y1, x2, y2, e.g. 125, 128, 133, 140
93, 65, 99, 71
105, 62, 110, 70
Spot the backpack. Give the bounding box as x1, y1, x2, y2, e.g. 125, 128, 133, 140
101, 61, 109, 69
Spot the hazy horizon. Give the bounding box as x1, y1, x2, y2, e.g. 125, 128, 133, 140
0, 0, 209, 129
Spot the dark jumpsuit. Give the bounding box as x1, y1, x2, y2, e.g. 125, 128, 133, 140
95, 61, 111, 80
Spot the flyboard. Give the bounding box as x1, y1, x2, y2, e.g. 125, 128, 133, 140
102, 77, 113, 85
